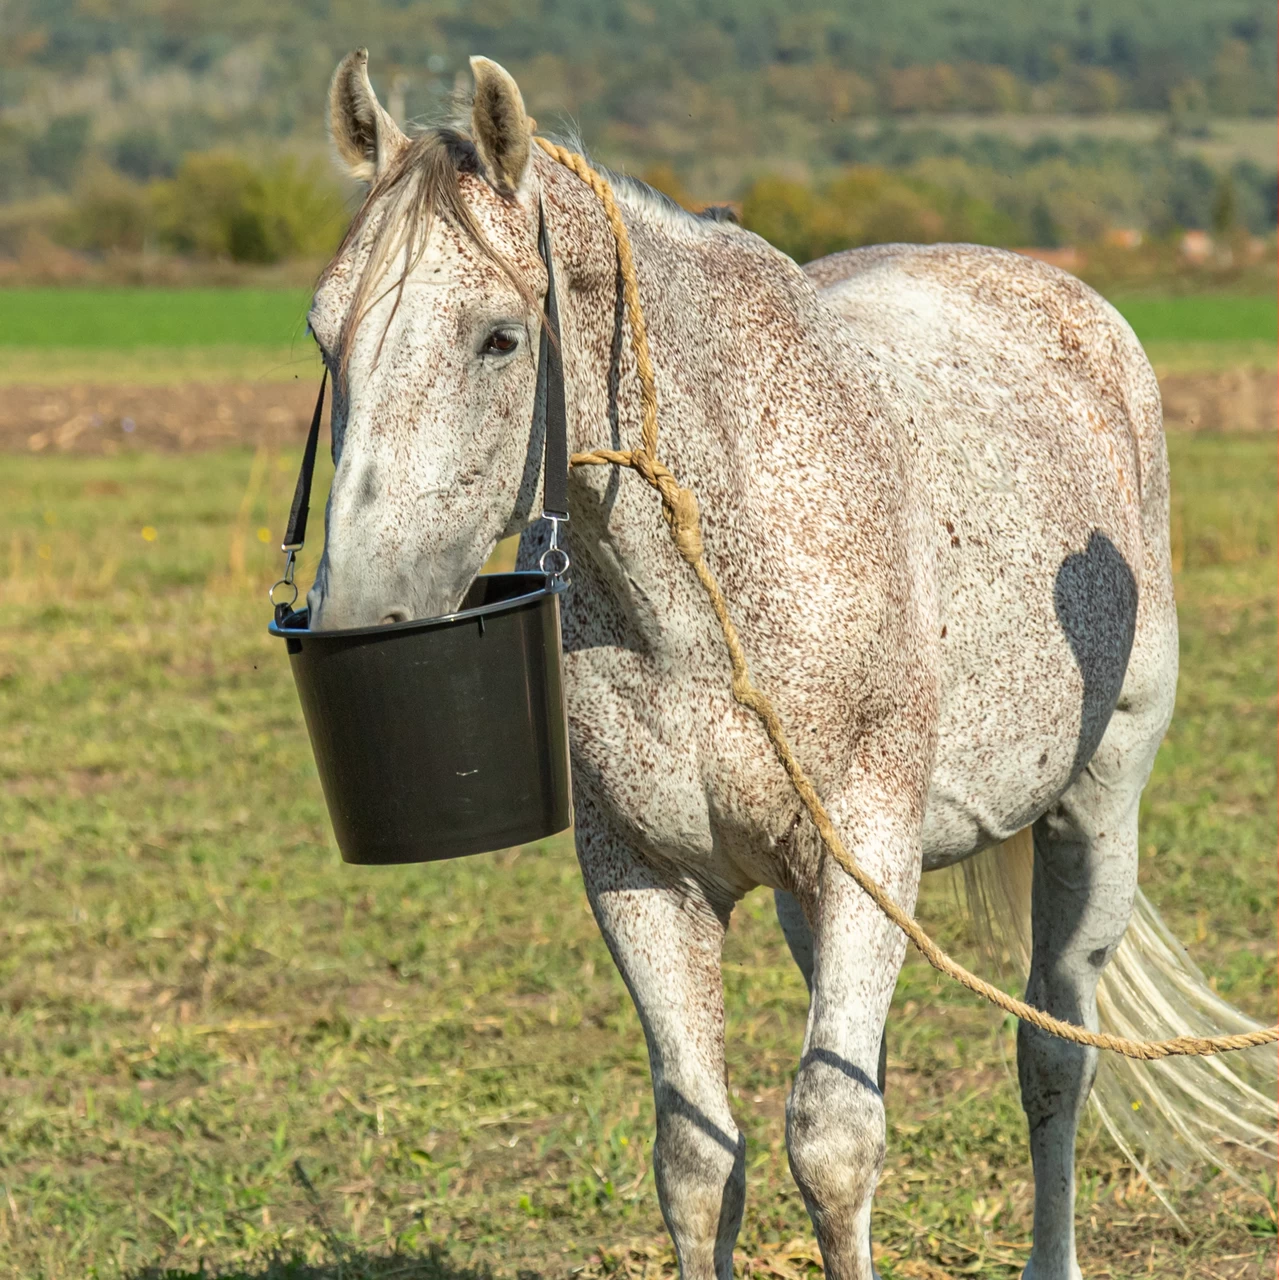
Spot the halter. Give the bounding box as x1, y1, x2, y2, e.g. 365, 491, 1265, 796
270, 196, 571, 622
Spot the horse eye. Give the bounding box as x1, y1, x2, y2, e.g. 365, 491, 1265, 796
481, 330, 519, 356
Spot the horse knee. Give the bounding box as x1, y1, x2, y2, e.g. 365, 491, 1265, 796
787, 1059, 885, 1233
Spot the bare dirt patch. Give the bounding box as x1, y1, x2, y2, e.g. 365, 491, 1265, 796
2, 380, 319, 453
0, 371, 1273, 455
1160, 369, 1278, 434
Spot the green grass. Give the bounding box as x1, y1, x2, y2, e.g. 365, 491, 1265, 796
0, 288, 1274, 355
0, 289, 313, 348
0, 433, 1275, 1280
1112, 296, 1278, 344
1141, 339, 1276, 373
0, 289, 1274, 390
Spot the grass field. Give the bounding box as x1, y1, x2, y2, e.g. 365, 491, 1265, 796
0, 289, 1275, 384
0, 290, 314, 349
0, 427, 1275, 1280
1110, 297, 1278, 345
0, 288, 321, 387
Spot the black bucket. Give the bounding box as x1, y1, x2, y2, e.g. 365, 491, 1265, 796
269, 572, 573, 865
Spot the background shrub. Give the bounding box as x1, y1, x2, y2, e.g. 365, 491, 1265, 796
741, 166, 1021, 262
152, 151, 348, 263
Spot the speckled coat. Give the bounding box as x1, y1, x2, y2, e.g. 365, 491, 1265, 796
310, 52, 1178, 1280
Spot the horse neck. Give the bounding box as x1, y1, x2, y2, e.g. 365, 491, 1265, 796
555, 167, 803, 501
550, 163, 816, 598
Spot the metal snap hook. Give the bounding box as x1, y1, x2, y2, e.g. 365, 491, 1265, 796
539, 513, 571, 580
270, 548, 300, 609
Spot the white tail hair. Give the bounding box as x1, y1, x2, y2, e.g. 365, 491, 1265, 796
960, 827, 1278, 1214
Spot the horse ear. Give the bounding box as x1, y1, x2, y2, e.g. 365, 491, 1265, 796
469, 57, 533, 197
329, 49, 408, 182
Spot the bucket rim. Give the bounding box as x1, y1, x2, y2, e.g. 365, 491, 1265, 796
268, 570, 559, 641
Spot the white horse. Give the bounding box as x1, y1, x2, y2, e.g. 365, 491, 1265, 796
306, 51, 1276, 1280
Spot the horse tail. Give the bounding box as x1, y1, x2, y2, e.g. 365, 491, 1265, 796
959, 827, 1278, 1209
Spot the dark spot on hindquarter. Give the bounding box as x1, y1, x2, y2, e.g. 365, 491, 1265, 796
1038, 751, 1048, 767
1088, 947, 1109, 968
355, 464, 378, 511
1054, 532, 1139, 777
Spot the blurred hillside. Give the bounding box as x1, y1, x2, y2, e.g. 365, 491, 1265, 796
0, 0, 1275, 282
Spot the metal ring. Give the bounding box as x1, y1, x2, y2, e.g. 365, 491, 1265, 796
269, 578, 299, 608
539, 545, 570, 578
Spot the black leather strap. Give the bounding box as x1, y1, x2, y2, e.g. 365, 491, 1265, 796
282, 368, 327, 552
536, 198, 569, 520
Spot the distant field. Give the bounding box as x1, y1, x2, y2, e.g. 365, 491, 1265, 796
0, 287, 319, 385
1112, 296, 1279, 344
0, 291, 1276, 350
0, 288, 313, 348
0, 288, 1274, 385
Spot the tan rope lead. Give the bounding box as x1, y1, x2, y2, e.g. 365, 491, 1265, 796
533, 135, 1280, 1062
535, 140, 662, 464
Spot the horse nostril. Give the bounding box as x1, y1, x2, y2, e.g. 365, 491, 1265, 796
380, 608, 410, 625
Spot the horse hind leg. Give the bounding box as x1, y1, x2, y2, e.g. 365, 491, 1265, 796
1019, 668, 1172, 1280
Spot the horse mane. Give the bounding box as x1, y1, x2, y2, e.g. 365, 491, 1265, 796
318, 123, 740, 376
528, 124, 741, 237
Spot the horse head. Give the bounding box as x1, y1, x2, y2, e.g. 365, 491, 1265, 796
307, 52, 548, 629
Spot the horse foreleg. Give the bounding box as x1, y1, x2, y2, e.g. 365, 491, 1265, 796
577, 802, 744, 1280
784, 817, 920, 1280
775, 890, 887, 1090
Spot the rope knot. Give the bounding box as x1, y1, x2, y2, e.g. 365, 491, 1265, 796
624, 450, 703, 564
664, 485, 703, 564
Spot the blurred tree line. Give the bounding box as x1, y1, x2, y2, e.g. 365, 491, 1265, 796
734, 128, 1277, 260
3, 0, 1274, 131
0, 0, 1274, 267
9, 128, 1268, 269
